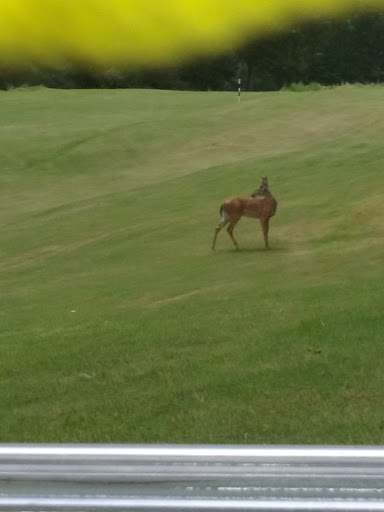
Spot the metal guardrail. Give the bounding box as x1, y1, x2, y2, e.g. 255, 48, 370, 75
1, 445, 384, 511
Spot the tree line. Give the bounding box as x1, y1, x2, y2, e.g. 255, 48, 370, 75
1, 10, 384, 91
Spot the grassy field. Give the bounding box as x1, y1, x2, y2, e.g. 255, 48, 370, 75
1, 85, 384, 444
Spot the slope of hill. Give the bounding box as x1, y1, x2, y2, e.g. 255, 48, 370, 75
1, 86, 384, 443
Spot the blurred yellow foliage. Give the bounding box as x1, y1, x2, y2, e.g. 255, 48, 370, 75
0, 0, 383, 66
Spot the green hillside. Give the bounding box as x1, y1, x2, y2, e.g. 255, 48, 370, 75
1, 86, 384, 443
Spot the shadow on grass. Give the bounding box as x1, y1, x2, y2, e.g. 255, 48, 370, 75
213, 246, 288, 254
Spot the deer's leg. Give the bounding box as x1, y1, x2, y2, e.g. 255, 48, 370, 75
227, 218, 240, 249
212, 219, 229, 250
260, 217, 270, 249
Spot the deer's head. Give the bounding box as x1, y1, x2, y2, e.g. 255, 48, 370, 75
251, 177, 269, 197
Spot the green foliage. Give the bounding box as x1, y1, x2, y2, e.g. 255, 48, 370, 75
280, 81, 334, 91
1, 87, 384, 443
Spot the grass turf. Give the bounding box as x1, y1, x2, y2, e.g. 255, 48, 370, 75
1, 85, 384, 443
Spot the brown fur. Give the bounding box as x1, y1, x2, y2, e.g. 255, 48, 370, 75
212, 178, 277, 250
250, 177, 269, 197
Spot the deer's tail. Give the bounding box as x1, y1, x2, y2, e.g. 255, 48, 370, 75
219, 204, 229, 222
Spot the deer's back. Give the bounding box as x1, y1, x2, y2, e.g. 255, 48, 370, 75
222, 195, 277, 219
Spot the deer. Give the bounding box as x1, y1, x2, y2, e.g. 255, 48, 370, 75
212, 177, 277, 251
